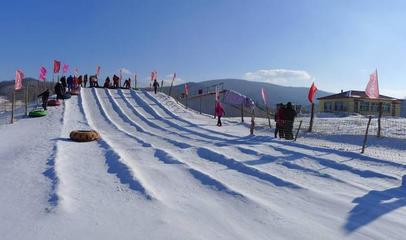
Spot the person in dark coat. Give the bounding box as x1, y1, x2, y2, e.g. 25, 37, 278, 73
284, 102, 297, 140
77, 75, 83, 87
83, 74, 88, 88
54, 81, 64, 100
112, 75, 120, 88
123, 78, 131, 89
67, 75, 73, 92
90, 75, 99, 87
152, 79, 159, 94
103, 77, 111, 88
38, 89, 50, 110
60, 76, 67, 90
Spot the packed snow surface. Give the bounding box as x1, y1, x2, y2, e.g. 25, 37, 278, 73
1, 88, 405, 240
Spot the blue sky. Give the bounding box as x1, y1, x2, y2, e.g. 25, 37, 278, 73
1, 0, 405, 98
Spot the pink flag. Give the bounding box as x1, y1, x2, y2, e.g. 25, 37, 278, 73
15, 69, 24, 90
63, 64, 69, 73
308, 82, 318, 103
150, 71, 155, 81
184, 83, 189, 95
53, 60, 61, 73
365, 69, 379, 99
261, 88, 268, 106
96, 65, 101, 76
39, 66, 47, 81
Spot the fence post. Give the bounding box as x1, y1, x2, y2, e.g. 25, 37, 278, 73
250, 108, 255, 135
10, 91, 16, 124
160, 80, 164, 92
185, 95, 188, 109
377, 102, 383, 137
241, 103, 244, 123
294, 120, 303, 141
199, 95, 202, 114
361, 116, 372, 154
308, 103, 315, 132
267, 106, 272, 128
25, 86, 29, 116
168, 81, 173, 97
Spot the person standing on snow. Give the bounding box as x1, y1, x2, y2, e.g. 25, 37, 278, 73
83, 74, 88, 88
215, 101, 225, 126
54, 81, 65, 100
67, 75, 73, 92
38, 89, 50, 110
103, 77, 111, 88
284, 102, 297, 140
112, 75, 120, 88
275, 103, 285, 138
152, 79, 160, 94
60, 76, 67, 90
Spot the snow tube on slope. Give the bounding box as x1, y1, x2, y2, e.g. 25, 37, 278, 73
63, 93, 72, 99
48, 99, 61, 106
29, 109, 48, 118
70, 130, 100, 142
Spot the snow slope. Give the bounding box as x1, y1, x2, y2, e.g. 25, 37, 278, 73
1, 88, 405, 240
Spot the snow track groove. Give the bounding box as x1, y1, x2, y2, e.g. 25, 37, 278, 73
89, 88, 251, 200
126, 90, 234, 144
81, 89, 154, 200
116, 89, 380, 189
104, 89, 304, 191
142, 90, 238, 138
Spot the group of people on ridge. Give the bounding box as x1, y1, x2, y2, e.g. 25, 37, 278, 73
102, 75, 132, 89
274, 102, 297, 140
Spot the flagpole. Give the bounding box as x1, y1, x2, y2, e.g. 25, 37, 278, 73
10, 90, 16, 124
309, 103, 315, 132
169, 74, 175, 97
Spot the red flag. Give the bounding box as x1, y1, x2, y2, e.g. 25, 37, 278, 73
365, 69, 379, 99
308, 82, 317, 103
96, 65, 101, 76
261, 87, 268, 106
63, 64, 69, 73
15, 69, 24, 90
39, 66, 47, 81
53, 60, 61, 73
184, 83, 189, 95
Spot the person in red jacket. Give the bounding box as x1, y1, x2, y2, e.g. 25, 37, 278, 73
275, 103, 285, 138
215, 101, 225, 126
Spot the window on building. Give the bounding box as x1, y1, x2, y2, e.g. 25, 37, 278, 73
370, 102, 379, 112
383, 103, 391, 113
324, 102, 333, 112
334, 101, 346, 112
360, 101, 369, 112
